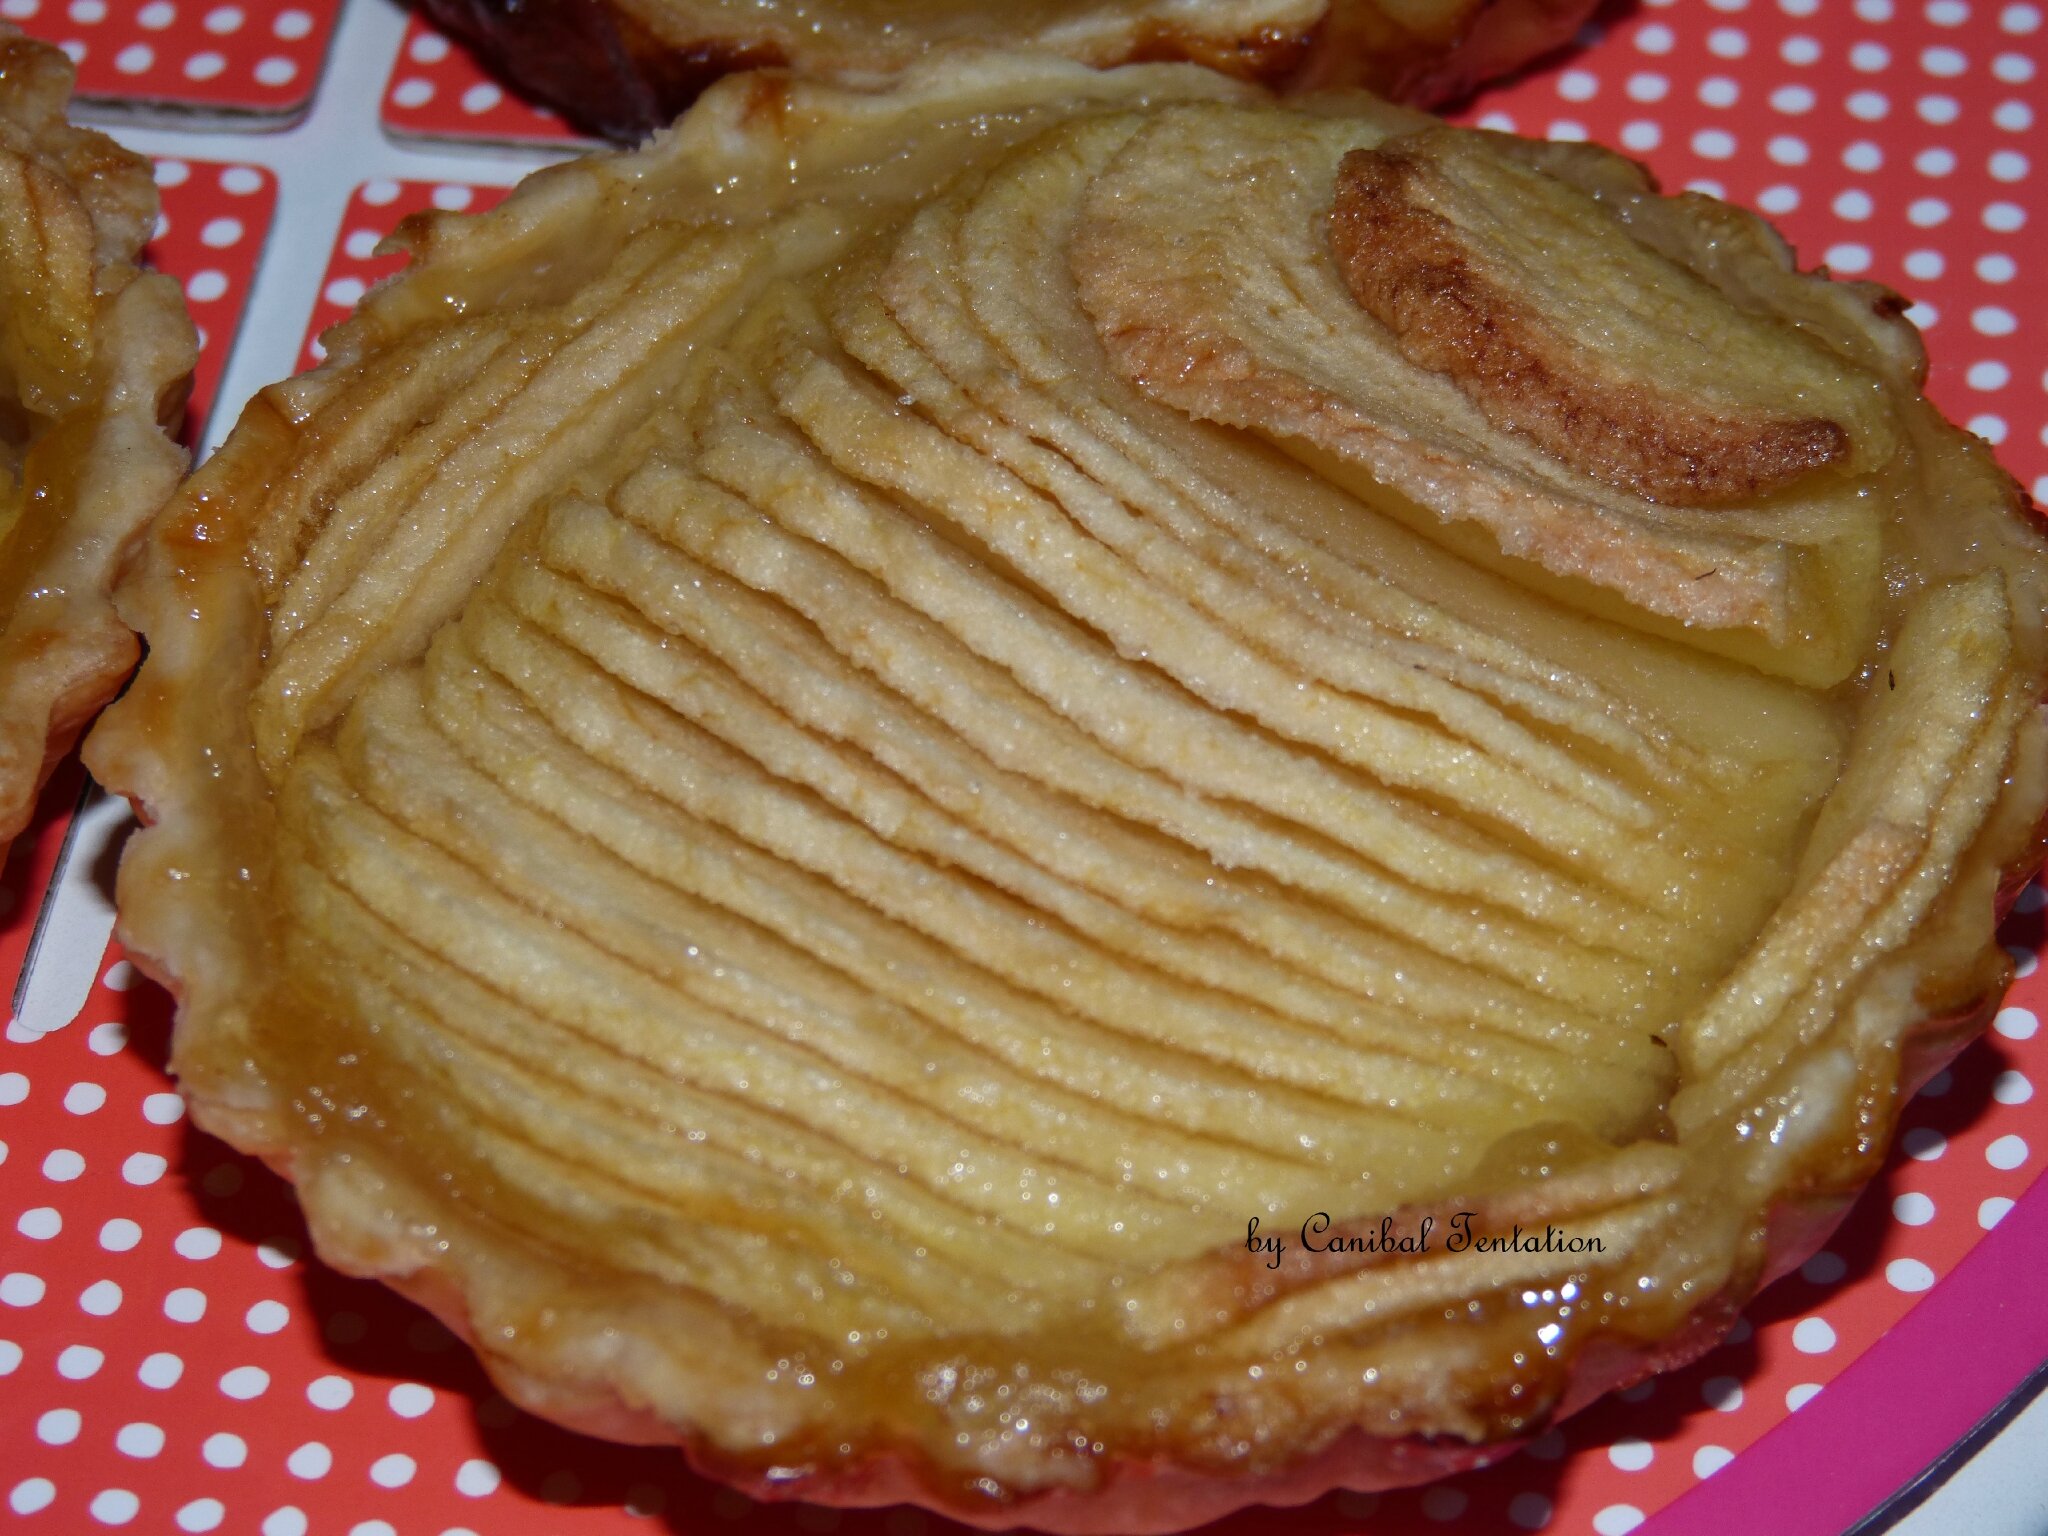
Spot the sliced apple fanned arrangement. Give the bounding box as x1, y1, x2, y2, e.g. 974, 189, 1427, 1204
0, 24, 195, 857
87, 53, 2048, 1533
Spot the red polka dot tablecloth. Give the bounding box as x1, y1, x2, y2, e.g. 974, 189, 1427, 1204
5, 0, 341, 124
6, 1, 2048, 1533
379, 15, 581, 146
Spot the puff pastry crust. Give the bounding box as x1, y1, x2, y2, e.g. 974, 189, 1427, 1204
89, 54, 2048, 1532
0, 25, 195, 856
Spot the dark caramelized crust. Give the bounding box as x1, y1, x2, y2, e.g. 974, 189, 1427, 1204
412, 0, 1600, 143
1330, 142, 1850, 506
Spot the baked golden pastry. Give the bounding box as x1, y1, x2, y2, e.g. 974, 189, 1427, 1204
0, 25, 194, 857
89, 53, 2048, 1532
418, 0, 1598, 141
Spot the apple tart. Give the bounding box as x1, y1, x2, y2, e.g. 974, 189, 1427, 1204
89, 53, 2048, 1532
0, 26, 195, 856
417, 0, 1599, 141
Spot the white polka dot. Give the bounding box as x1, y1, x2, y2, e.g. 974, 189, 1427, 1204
1609, 1436, 1655, 1470
287, 1442, 331, 1479
306, 1374, 353, 1410
137, 1, 173, 25
362, 179, 402, 207
220, 165, 263, 196
1994, 50, 2034, 79
1800, 1251, 1847, 1284
203, 2, 240, 28
44, 1148, 85, 1181
1928, 0, 1971, 18
1627, 71, 1670, 101
1637, 22, 1675, 51
79, 1280, 121, 1317
1981, 1195, 2015, 1228
138, 1352, 182, 1388
1621, 121, 1662, 151
90, 1023, 127, 1055
65, 1082, 107, 1115
1422, 1486, 1468, 1521
1987, 1133, 2029, 1169
1843, 140, 1884, 171
1694, 129, 1737, 158
1508, 1492, 1552, 1530
433, 185, 475, 211
1848, 89, 1891, 119
257, 1238, 300, 1269
116, 1423, 164, 1458
1558, 69, 1598, 100
1921, 45, 1968, 74
392, 77, 434, 109
114, 42, 151, 72
183, 51, 225, 79
1995, 101, 2034, 134
455, 1459, 501, 1496
1917, 146, 1958, 175
69, 0, 103, 17
2004, 0, 2043, 26
164, 1288, 206, 1323
174, 1227, 221, 1260
273, 7, 312, 36
1701, 1374, 1745, 1411
343, 228, 382, 260
2007, 942, 2037, 972
1476, 111, 1517, 132
1994, 1070, 2033, 1105
17, 1207, 60, 1240
1887, 1257, 1936, 1292
220, 1365, 270, 1400
1684, 178, 1727, 198
350, 1525, 397, 1536
461, 81, 504, 114
370, 1453, 417, 1488
408, 28, 449, 61
202, 1433, 246, 1469
11, 1480, 56, 1516
323, 277, 366, 309
1772, 83, 1816, 111
1893, 1191, 1936, 1225
195, 218, 244, 252
0, 1072, 26, 1105
3, 1273, 47, 1307
262, 1510, 308, 1536
1758, 184, 1800, 213
0, 1341, 21, 1374
1852, 41, 1891, 70
1787, 0, 1824, 11
1769, 135, 1811, 164
1825, 244, 1874, 274
1688, 1440, 1743, 1486
1792, 1317, 1837, 1353
141, 1092, 184, 1125
244, 1300, 289, 1335
1985, 200, 2027, 230
96, 1218, 140, 1253
1783, 34, 1821, 63
90, 1488, 140, 1526
39, 1408, 81, 1444
55, 40, 84, 63
186, 271, 228, 303
254, 55, 295, 86
1903, 1125, 1948, 1160
177, 1499, 225, 1533
1785, 1382, 1824, 1413
1971, 414, 2009, 443
1594, 1507, 1646, 1536
1708, 25, 1749, 54
1973, 305, 2018, 335
1904, 249, 1945, 279
1921, 93, 1960, 122
388, 1381, 435, 1418
1908, 197, 1951, 226
1990, 150, 2030, 182
58, 1345, 103, 1379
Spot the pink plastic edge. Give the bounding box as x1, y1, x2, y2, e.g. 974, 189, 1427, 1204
1644, 1160, 2048, 1536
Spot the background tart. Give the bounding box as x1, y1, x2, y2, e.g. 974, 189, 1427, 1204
0, 25, 195, 859
413, 0, 1600, 141
86, 52, 2048, 1532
